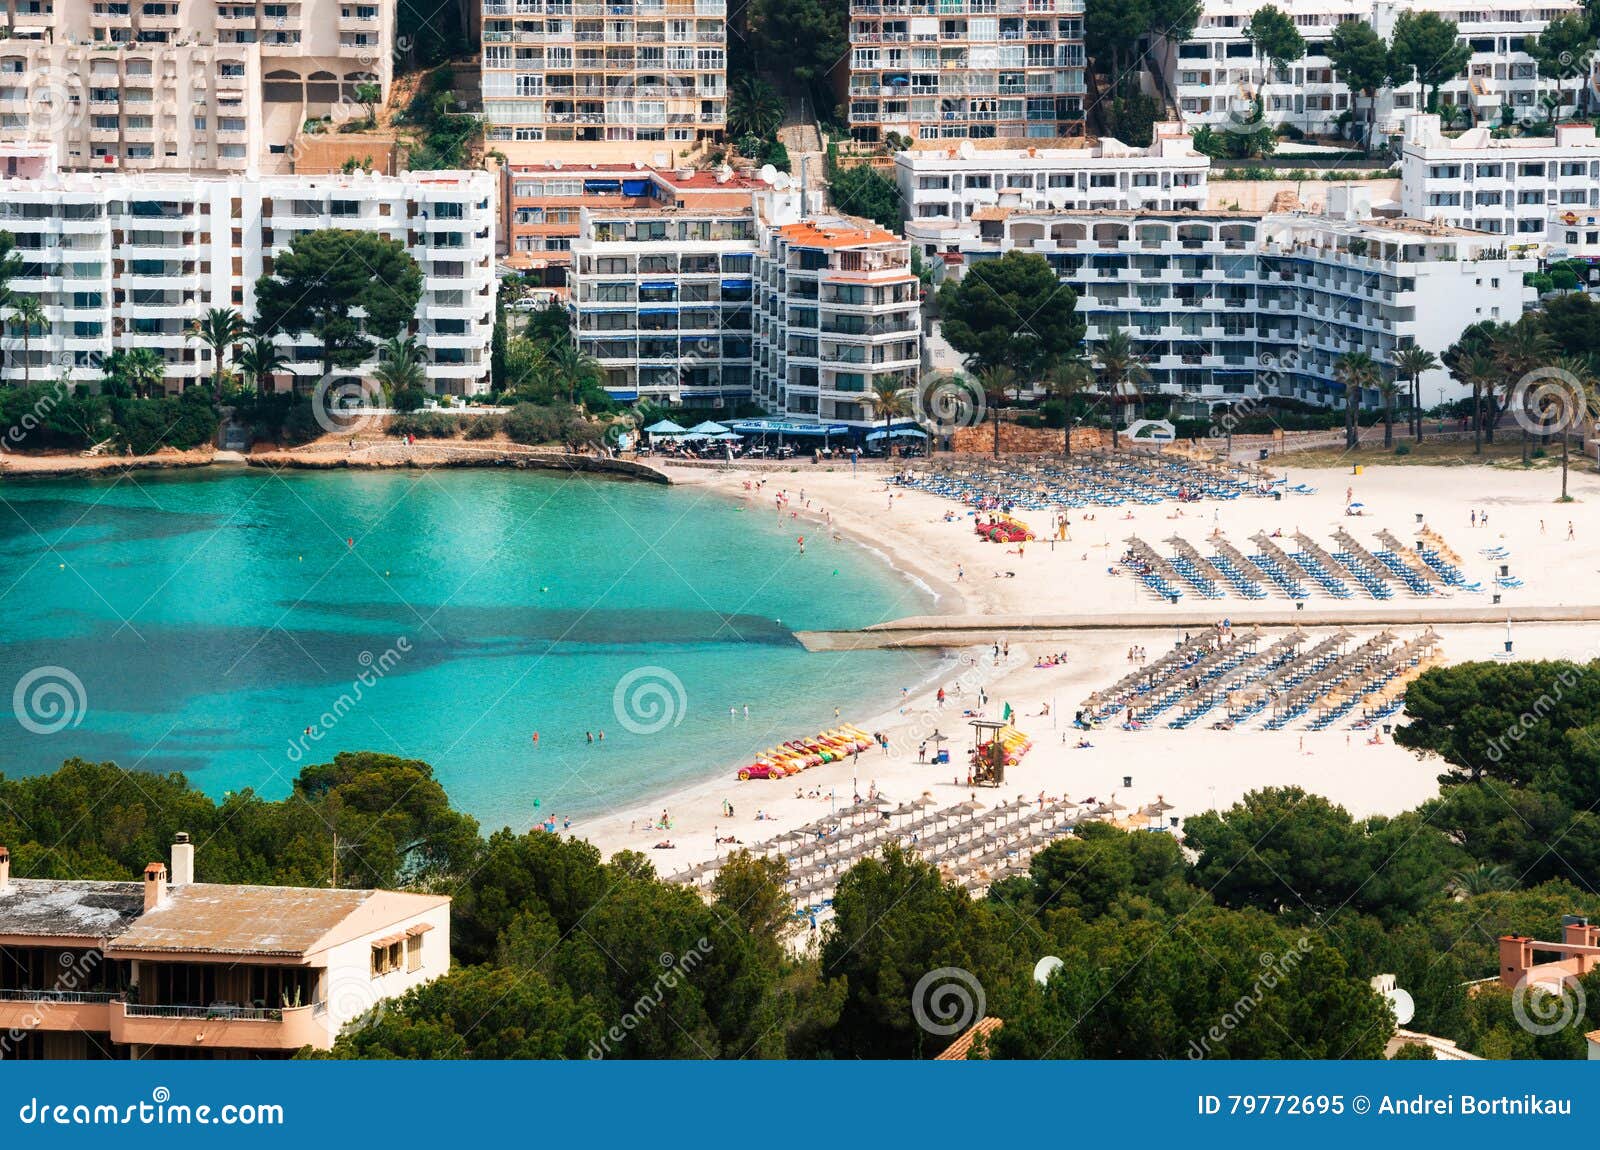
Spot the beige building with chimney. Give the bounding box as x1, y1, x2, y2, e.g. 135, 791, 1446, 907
0, 0, 395, 173
0, 837, 449, 1059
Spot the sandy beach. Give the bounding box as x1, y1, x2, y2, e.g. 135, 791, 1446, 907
582, 454, 1600, 872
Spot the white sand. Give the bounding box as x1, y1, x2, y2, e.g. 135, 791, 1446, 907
582, 456, 1600, 871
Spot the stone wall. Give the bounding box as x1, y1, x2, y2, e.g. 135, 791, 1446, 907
950, 424, 1112, 454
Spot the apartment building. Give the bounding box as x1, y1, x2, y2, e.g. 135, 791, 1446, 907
569, 189, 922, 424
751, 218, 922, 426
0, 838, 449, 1059
1156, 0, 1579, 139
0, 0, 394, 173
480, 0, 728, 161
846, 0, 1087, 144
1402, 112, 1600, 256
0, 147, 495, 395
896, 123, 1209, 229
917, 195, 1529, 407
501, 162, 769, 293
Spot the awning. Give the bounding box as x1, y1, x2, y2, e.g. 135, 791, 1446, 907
637, 307, 678, 315
640, 281, 677, 291
621, 178, 652, 196
720, 277, 752, 288
607, 389, 642, 401
583, 179, 621, 192
727, 419, 852, 437
865, 426, 929, 441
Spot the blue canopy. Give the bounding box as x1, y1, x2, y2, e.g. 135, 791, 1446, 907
643, 419, 687, 434
865, 426, 929, 442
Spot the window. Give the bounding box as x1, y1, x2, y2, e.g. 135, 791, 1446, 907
371, 939, 405, 975
406, 934, 423, 972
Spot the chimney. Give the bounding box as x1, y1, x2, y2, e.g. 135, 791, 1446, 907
143, 862, 167, 912
171, 832, 194, 886
0, 846, 10, 895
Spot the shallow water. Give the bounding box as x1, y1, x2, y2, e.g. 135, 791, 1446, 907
0, 468, 938, 828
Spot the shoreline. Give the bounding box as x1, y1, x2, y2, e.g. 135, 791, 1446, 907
579, 458, 1600, 874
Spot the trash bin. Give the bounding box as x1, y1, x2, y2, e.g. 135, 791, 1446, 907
1258, 448, 1269, 461
1493, 593, 1502, 605
1354, 464, 1364, 475
1273, 491, 1282, 501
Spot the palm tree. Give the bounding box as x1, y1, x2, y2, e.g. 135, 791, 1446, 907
372, 335, 428, 400
1333, 351, 1379, 449
551, 335, 602, 408
1093, 327, 1148, 450
1376, 371, 1401, 449
975, 364, 1016, 459
1392, 345, 1439, 443
1550, 354, 1596, 501
1043, 355, 1094, 457
1445, 863, 1516, 901
235, 336, 288, 396
104, 347, 167, 398
8, 294, 47, 388
187, 306, 248, 400
727, 76, 784, 143
1491, 315, 1555, 461
1462, 353, 1498, 455
868, 375, 911, 458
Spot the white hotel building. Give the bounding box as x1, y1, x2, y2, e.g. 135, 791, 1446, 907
1401, 113, 1600, 257
895, 124, 1209, 227
1156, 0, 1581, 138
0, 0, 395, 173
917, 192, 1530, 407
0, 145, 496, 395
569, 188, 921, 423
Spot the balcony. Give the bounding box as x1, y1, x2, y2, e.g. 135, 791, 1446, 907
0, 989, 118, 1034
110, 1001, 327, 1052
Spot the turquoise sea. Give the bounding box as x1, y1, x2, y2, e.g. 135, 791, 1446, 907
0, 468, 940, 828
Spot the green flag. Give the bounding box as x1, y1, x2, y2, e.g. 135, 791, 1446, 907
1002, 702, 1013, 722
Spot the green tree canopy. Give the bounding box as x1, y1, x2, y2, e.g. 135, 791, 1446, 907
1389, 11, 1472, 112
937, 250, 1084, 376
253, 229, 423, 383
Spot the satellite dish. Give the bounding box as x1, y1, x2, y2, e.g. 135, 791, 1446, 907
958, 140, 977, 160
716, 164, 733, 183
1033, 956, 1064, 986
772, 173, 792, 190
633, 161, 645, 169
549, 159, 562, 169
758, 163, 778, 184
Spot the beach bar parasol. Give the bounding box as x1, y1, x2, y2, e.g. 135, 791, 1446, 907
684, 420, 730, 438
643, 418, 687, 436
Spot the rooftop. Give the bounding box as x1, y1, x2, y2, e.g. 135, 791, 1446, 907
0, 879, 144, 940
108, 885, 448, 958
775, 217, 902, 248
